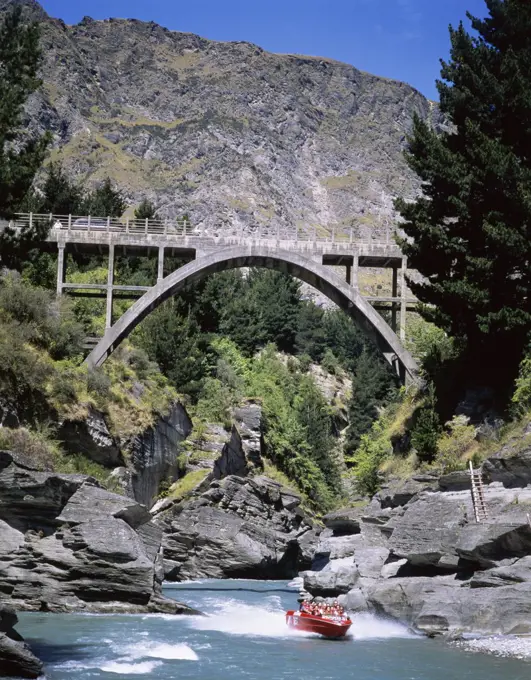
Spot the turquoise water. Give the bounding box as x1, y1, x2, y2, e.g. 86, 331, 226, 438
13, 580, 531, 679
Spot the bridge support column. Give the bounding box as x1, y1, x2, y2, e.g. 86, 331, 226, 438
157, 246, 165, 282
400, 257, 407, 342
56, 243, 66, 297
345, 264, 352, 285
352, 253, 359, 289
106, 244, 115, 330
391, 266, 398, 332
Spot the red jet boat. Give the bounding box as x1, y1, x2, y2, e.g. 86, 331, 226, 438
285, 610, 352, 639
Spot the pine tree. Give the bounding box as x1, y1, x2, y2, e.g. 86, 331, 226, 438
344, 349, 396, 456
84, 177, 126, 217
0, 6, 49, 217
410, 382, 442, 462
0, 6, 50, 269
295, 375, 341, 490
395, 0, 531, 391
41, 162, 83, 215
134, 199, 157, 220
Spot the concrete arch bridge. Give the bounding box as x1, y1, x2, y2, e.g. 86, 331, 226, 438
9, 214, 420, 383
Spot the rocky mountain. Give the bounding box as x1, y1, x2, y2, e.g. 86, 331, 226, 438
8, 0, 441, 237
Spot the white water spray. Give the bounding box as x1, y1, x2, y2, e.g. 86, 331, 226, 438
187, 596, 413, 640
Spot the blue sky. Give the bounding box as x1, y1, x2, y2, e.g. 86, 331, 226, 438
39, 0, 487, 100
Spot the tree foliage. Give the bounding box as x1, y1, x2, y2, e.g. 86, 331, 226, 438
40, 162, 84, 215
395, 0, 531, 391
83, 177, 126, 217
0, 6, 50, 268
0, 6, 49, 218
134, 199, 157, 220
411, 382, 442, 462
344, 348, 398, 455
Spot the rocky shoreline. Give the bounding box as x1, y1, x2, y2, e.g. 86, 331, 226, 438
0, 450, 197, 616
299, 433, 531, 641
1, 407, 531, 674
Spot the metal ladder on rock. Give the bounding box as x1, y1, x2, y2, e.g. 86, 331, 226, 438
469, 461, 488, 522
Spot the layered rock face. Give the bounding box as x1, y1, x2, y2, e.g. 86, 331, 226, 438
14, 0, 443, 235
58, 401, 192, 508
0, 604, 43, 679
0, 450, 195, 615
302, 442, 531, 638
154, 475, 319, 581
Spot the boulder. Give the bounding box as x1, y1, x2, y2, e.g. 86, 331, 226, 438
57, 484, 151, 528
483, 448, 531, 488
322, 508, 362, 536
414, 583, 531, 636
58, 406, 122, 467
212, 426, 249, 480
0, 450, 92, 532
0, 604, 43, 679
438, 470, 473, 492
456, 521, 531, 568
303, 559, 360, 596
378, 475, 437, 508
338, 587, 368, 612
0, 452, 196, 615
155, 475, 318, 580
365, 575, 461, 627
387, 492, 472, 568
232, 401, 263, 470
0, 634, 43, 679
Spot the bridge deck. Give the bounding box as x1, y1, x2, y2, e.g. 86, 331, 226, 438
4, 213, 414, 346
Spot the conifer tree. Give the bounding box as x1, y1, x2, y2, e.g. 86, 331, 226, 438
395, 0, 531, 390
41, 162, 83, 215
410, 382, 442, 462
84, 177, 126, 217
344, 349, 396, 456
134, 199, 157, 220
0, 6, 49, 268
0, 6, 48, 217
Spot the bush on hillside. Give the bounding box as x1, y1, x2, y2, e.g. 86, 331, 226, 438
410, 382, 441, 462
512, 352, 531, 417
436, 415, 477, 473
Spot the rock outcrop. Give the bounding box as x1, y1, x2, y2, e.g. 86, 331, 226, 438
59, 402, 192, 509
124, 402, 193, 508
0, 604, 43, 679
0, 450, 196, 615
301, 443, 531, 638
212, 401, 263, 480
154, 475, 319, 581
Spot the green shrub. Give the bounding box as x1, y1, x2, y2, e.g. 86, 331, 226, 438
0, 427, 57, 470
349, 419, 392, 496
195, 377, 233, 426
298, 353, 312, 373
321, 349, 339, 375
410, 383, 442, 462
87, 368, 112, 400
512, 353, 531, 416
436, 415, 477, 473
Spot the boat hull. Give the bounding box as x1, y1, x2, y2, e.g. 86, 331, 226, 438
285, 610, 351, 639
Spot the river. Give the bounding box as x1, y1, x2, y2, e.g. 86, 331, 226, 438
12, 580, 531, 679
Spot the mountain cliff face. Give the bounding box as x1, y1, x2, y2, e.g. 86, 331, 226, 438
12, 0, 440, 236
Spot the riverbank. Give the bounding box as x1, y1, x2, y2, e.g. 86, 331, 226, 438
455, 636, 531, 661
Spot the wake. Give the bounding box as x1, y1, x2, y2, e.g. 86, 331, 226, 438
187, 596, 413, 640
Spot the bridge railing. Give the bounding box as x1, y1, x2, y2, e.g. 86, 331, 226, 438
6, 213, 399, 246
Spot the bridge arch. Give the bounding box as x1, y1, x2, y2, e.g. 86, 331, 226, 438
85, 246, 419, 383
